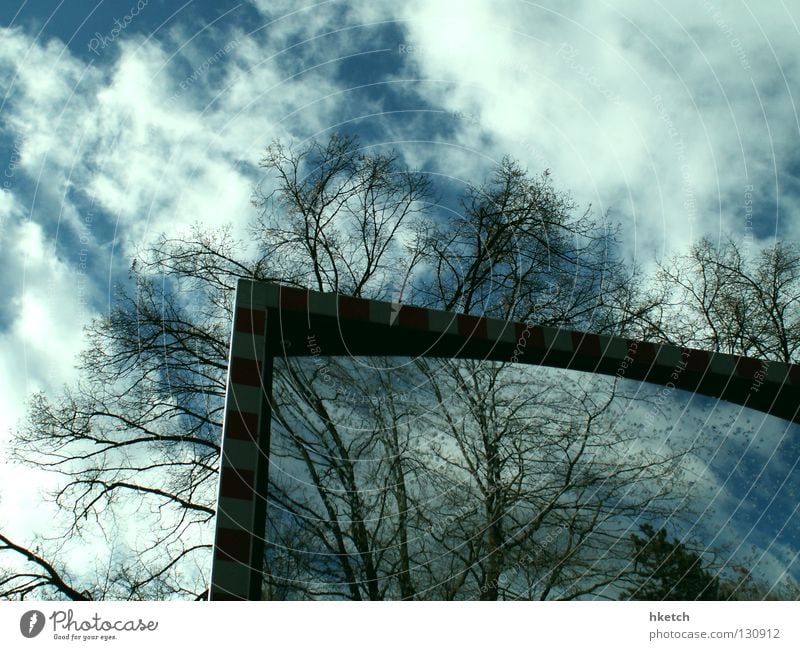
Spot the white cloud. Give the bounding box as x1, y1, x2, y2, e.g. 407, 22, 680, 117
393, 0, 800, 260
0, 9, 364, 562
1, 0, 798, 592
0, 219, 91, 544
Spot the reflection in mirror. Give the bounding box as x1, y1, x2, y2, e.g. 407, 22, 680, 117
263, 356, 800, 600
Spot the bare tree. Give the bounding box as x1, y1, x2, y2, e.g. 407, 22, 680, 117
250, 133, 432, 297
654, 236, 800, 363
718, 564, 800, 600
0, 531, 90, 600
246, 137, 695, 600
4, 133, 700, 600
9, 274, 225, 599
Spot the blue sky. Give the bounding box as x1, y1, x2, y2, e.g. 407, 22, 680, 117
1, 0, 799, 593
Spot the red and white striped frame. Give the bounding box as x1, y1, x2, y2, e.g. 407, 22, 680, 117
209, 295, 272, 600
209, 278, 800, 600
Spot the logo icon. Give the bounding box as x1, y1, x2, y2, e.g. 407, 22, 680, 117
20, 610, 45, 638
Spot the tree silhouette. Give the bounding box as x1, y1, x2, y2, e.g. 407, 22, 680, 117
652, 237, 800, 363
624, 524, 719, 600
0, 134, 712, 600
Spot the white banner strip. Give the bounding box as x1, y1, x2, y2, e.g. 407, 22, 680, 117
1, 601, 797, 649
